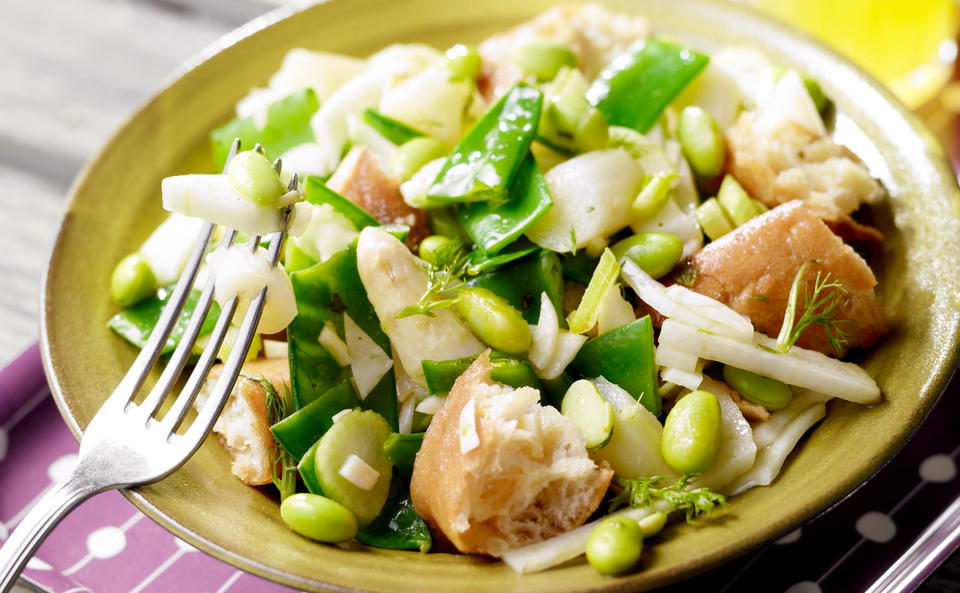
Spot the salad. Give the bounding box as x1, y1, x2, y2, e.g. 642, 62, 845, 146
106, 3, 886, 577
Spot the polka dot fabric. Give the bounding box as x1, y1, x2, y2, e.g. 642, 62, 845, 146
2, 344, 959, 593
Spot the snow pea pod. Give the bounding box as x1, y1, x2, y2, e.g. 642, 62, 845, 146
421, 352, 540, 395
297, 439, 324, 495
466, 242, 539, 276
466, 249, 564, 325
304, 175, 380, 230
211, 88, 319, 169
107, 284, 220, 355
587, 39, 708, 134
458, 153, 553, 254
362, 108, 425, 146
569, 316, 661, 416
271, 381, 360, 460
427, 84, 543, 204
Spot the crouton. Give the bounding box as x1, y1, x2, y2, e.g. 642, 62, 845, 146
684, 201, 885, 357
727, 112, 884, 233
410, 352, 613, 557
196, 357, 289, 485
477, 3, 649, 101
326, 146, 431, 250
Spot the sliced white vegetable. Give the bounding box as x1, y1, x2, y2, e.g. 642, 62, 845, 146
415, 395, 445, 415
593, 376, 635, 412
262, 339, 289, 359
380, 66, 471, 147
694, 378, 757, 492
620, 260, 754, 341
206, 244, 297, 335
661, 367, 703, 390
139, 213, 206, 285
288, 202, 313, 237
674, 61, 744, 131
630, 198, 702, 260
399, 157, 445, 209
755, 69, 827, 138
459, 396, 480, 453
665, 138, 701, 211
331, 409, 352, 424
659, 320, 881, 404
538, 330, 588, 381
398, 395, 415, 434
278, 143, 328, 177
502, 501, 671, 573
751, 389, 830, 449
710, 47, 778, 111
607, 126, 674, 178
355, 227, 484, 385
592, 399, 675, 479
727, 400, 827, 496
338, 453, 380, 491
655, 346, 698, 373
597, 282, 636, 335
293, 203, 359, 264
528, 292, 559, 375
162, 174, 287, 236
346, 112, 397, 164
526, 149, 642, 252
367, 43, 443, 78
344, 313, 393, 400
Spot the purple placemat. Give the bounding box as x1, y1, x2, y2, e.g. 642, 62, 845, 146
0, 344, 958, 593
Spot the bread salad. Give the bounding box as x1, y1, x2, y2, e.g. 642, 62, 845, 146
106, 3, 886, 577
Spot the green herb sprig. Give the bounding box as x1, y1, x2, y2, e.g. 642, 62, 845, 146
775, 261, 850, 355
607, 474, 727, 523
396, 239, 470, 319
257, 376, 297, 501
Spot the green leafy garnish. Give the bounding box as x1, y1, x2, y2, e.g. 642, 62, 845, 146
775, 261, 850, 354
607, 474, 727, 523
396, 240, 470, 319
259, 377, 297, 501
674, 265, 698, 287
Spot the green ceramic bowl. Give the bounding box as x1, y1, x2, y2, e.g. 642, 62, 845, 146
40, 0, 960, 591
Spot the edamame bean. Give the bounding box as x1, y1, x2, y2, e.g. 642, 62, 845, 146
280, 493, 358, 543
513, 40, 576, 81
661, 390, 721, 474
637, 511, 668, 538
418, 235, 455, 264
443, 44, 482, 81
111, 253, 156, 307
455, 287, 531, 355
388, 137, 448, 180
585, 517, 644, 575
226, 150, 285, 206
722, 365, 793, 411
610, 232, 683, 279
677, 106, 725, 179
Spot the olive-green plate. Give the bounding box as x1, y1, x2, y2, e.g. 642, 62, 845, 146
40, 0, 960, 591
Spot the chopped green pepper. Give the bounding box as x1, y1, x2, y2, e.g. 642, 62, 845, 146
587, 39, 709, 134
362, 109, 425, 146
569, 316, 661, 416
458, 154, 553, 254
107, 285, 221, 355
467, 249, 564, 325
427, 84, 543, 204
271, 382, 360, 460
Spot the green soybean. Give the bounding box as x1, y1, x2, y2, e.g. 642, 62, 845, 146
454, 287, 531, 355
637, 511, 668, 538
677, 106, 726, 179
610, 232, 683, 279
418, 235, 455, 265
280, 493, 358, 543
111, 253, 156, 307
661, 389, 721, 474
722, 365, 794, 412
388, 137, 448, 180
443, 44, 482, 81
226, 150, 285, 205
585, 517, 644, 575
513, 39, 576, 81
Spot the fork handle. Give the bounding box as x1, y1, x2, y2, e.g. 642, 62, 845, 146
0, 469, 101, 593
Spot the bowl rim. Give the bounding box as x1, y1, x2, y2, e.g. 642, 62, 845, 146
38, 0, 960, 590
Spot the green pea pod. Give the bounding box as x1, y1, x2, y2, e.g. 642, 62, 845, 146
297, 439, 324, 495
287, 247, 398, 431
107, 285, 221, 355
458, 154, 553, 254
421, 352, 540, 395
428, 84, 543, 204
466, 241, 539, 276
587, 39, 709, 133
356, 471, 432, 552
540, 372, 574, 409
271, 382, 360, 460
466, 249, 564, 325
569, 316, 661, 416
304, 176, 380, 230
211, 89, 320, 170
362, 109, 425, 146
383, 432, 424, 478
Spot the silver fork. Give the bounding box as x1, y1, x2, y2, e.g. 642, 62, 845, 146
0, 139, 295, 593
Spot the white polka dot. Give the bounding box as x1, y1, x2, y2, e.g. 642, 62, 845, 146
785, 581, 822, 593
920, 454, 956, 483
174, 537, 197, 552
0, 427, 8, 463
26, 557, 52, 571
775, 528, 802, 545
856, 511, 897, 543
48, 454, 78, 482
86, 526, 126, 559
